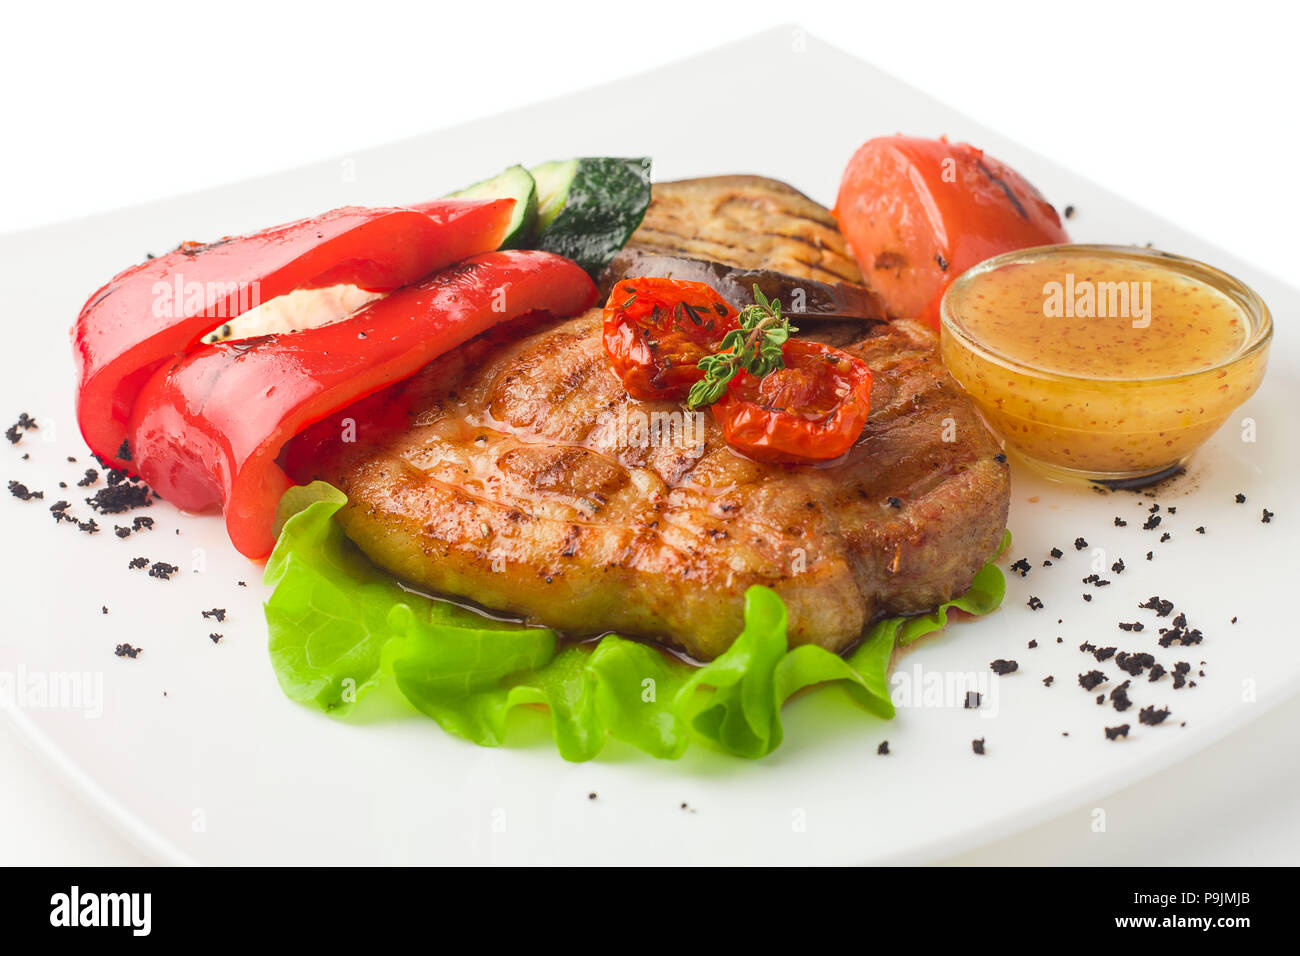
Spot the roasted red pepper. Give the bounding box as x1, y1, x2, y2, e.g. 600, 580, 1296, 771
602, 277, 739, 400
73, 199, 514, 470
128, 250, 596, 558
710, 340, 873, 464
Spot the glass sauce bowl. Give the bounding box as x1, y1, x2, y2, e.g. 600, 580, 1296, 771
939, 244, 1272, 485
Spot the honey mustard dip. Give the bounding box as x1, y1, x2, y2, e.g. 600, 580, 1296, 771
940, 245, 1272, 483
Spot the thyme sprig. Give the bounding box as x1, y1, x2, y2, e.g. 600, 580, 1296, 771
686, 285, 797, 409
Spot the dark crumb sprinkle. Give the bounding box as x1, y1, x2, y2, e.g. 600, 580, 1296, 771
77, 519, 99, 535
1139, 596, 1174, 617
1146, 551, 1154, 561
1110, 680, 1132, 712
1139, 705, 1171, 726
1149, 503, 1160, 513
1118, 621, 1145, 632
76, 468, 99, 487
128, 557, 149, 570
1080, 641, 1097, 653
1159, 532, 1171, 542
1050, 547, 1063, 559
101, 606, 108, 615
1104, 724, 1130, 740
1082, 593, 1092, 602
5, 412, 37, 444
1111, 558, 1125, 574
1262, 509, 1274, 524
1062, 731, 1069, 736
877, 740, 890, 755
85, 483, 152, 514
1079, 670, 1107, 691
1142, 514, 1161, 530
679, 802, 696, 813
238, 581, 247, 587
58, 482, 66, 488
1056, 637, 1063, 643
1231, 616, 1237, 624
1026, 596, 1043, 610
1009, 557, 1031, 576
971, 738, 986, 755
886, 496, 902, 508
588, 792, 597, 800
1093, 646, 1117, 662
1028, 639, 1038, 649
1043, 675, 1055, 687
994, 452, 1007, 463
209, 633, 223, 644
1167, 506, 1176, 514
114, 643, 141, 659
990, 659, 1018, 675
1064, 204, 1076, 219
7, 480, 43, 501
202, 608, 227, 622
965, 691, 982, 708
113, 525, 132, 538
1172, 612, 1186, 627
1234, 493, 1246, 504
1097, 694, 1105, 705
132, 516, 154, 532
1042, 560, 1053, 567
148, 562, 179, 580
1114, 516, 1127, 527
1116, 651, 1156, 677
1195, 526, 1205, 534
1073, 537, 1088, 551
1148, 663, 1166, 682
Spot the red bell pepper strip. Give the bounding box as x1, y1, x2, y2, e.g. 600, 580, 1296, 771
127, 250, 597, 559
73, 199, 514, 471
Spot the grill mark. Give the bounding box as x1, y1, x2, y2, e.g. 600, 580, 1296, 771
975, 159, 1030, 221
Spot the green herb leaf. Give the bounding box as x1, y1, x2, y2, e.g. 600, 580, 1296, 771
686, 284, 799, 409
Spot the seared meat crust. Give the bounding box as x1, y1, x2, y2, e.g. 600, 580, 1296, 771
322, 311, 1009, 661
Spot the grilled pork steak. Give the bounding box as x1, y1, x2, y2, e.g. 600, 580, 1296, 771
316, 309, 1009, 661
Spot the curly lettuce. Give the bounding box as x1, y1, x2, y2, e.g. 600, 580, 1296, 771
264, 483, 1006, 761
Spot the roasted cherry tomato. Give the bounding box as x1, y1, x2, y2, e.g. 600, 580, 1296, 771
711, 340, 873, 464
834, 135, 1068, 328
602, 277, 739, 400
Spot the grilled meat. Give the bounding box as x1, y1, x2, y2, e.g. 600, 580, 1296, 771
317, 310, 1008, 661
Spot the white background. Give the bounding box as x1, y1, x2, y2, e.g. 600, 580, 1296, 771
2, 0, 1297, 864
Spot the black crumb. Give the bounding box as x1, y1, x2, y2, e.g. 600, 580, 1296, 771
201, 608, 227, 622
877, 740, 890, 755
237, 581, 247, 587
1148, 663, 1166, 682
1064, 205, 1075, 219
76, 468, 99, 487
7, 480, 43, 501
1139, 596, 1174, 617
1079, 670, 1107, 691
85, 483, 152, 514
1073, 537, 1088, 551
1027, 596, 1044, 610
1104, 724, 1130, 740
887, 496, 902, 508
1009, 557, 1031, 577
1114, 516, 1127, 527
1083, 593, 1092, 602
1195, 526, 1205, 534
1116, 651, 1156, 677
1118, 621, 1145, 632
1028, 639, 1038, 649
1043, 675, 1055, 687
209, 633, 223, 644
1093, 646, 1117, 662
994, 453, 1007, 463
128, 556, 149, 570
1262, 509, 1274, 524
1231, 616, 1237, 624
1111, 558, 1125, 574
971, 738, 986, 755
148, 562, 178, 580
1146, 551, 1154, 561
1050, 547, 1063, 559
1110, 680, 1132, 712
1159, 532, 1171, 542
101, 606, 108, 615
1142, 514, 1161, 530
1234, 493, 1246, 504
1043, 560, 1053, 567
1139, 705, 1171, 726
990, 659, 1018, 675
114, 643, 141, 659
588, 792, 597, 800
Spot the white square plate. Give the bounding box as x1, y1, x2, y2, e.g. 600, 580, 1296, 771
2, 28, 1297, 865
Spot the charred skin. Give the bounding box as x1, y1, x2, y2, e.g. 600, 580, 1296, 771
318, 310, 1009, 662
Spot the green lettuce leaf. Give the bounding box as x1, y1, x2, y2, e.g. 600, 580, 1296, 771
263, 483, 1006, 760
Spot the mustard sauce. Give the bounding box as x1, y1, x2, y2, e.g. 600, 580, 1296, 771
940, 245, 1271, 481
